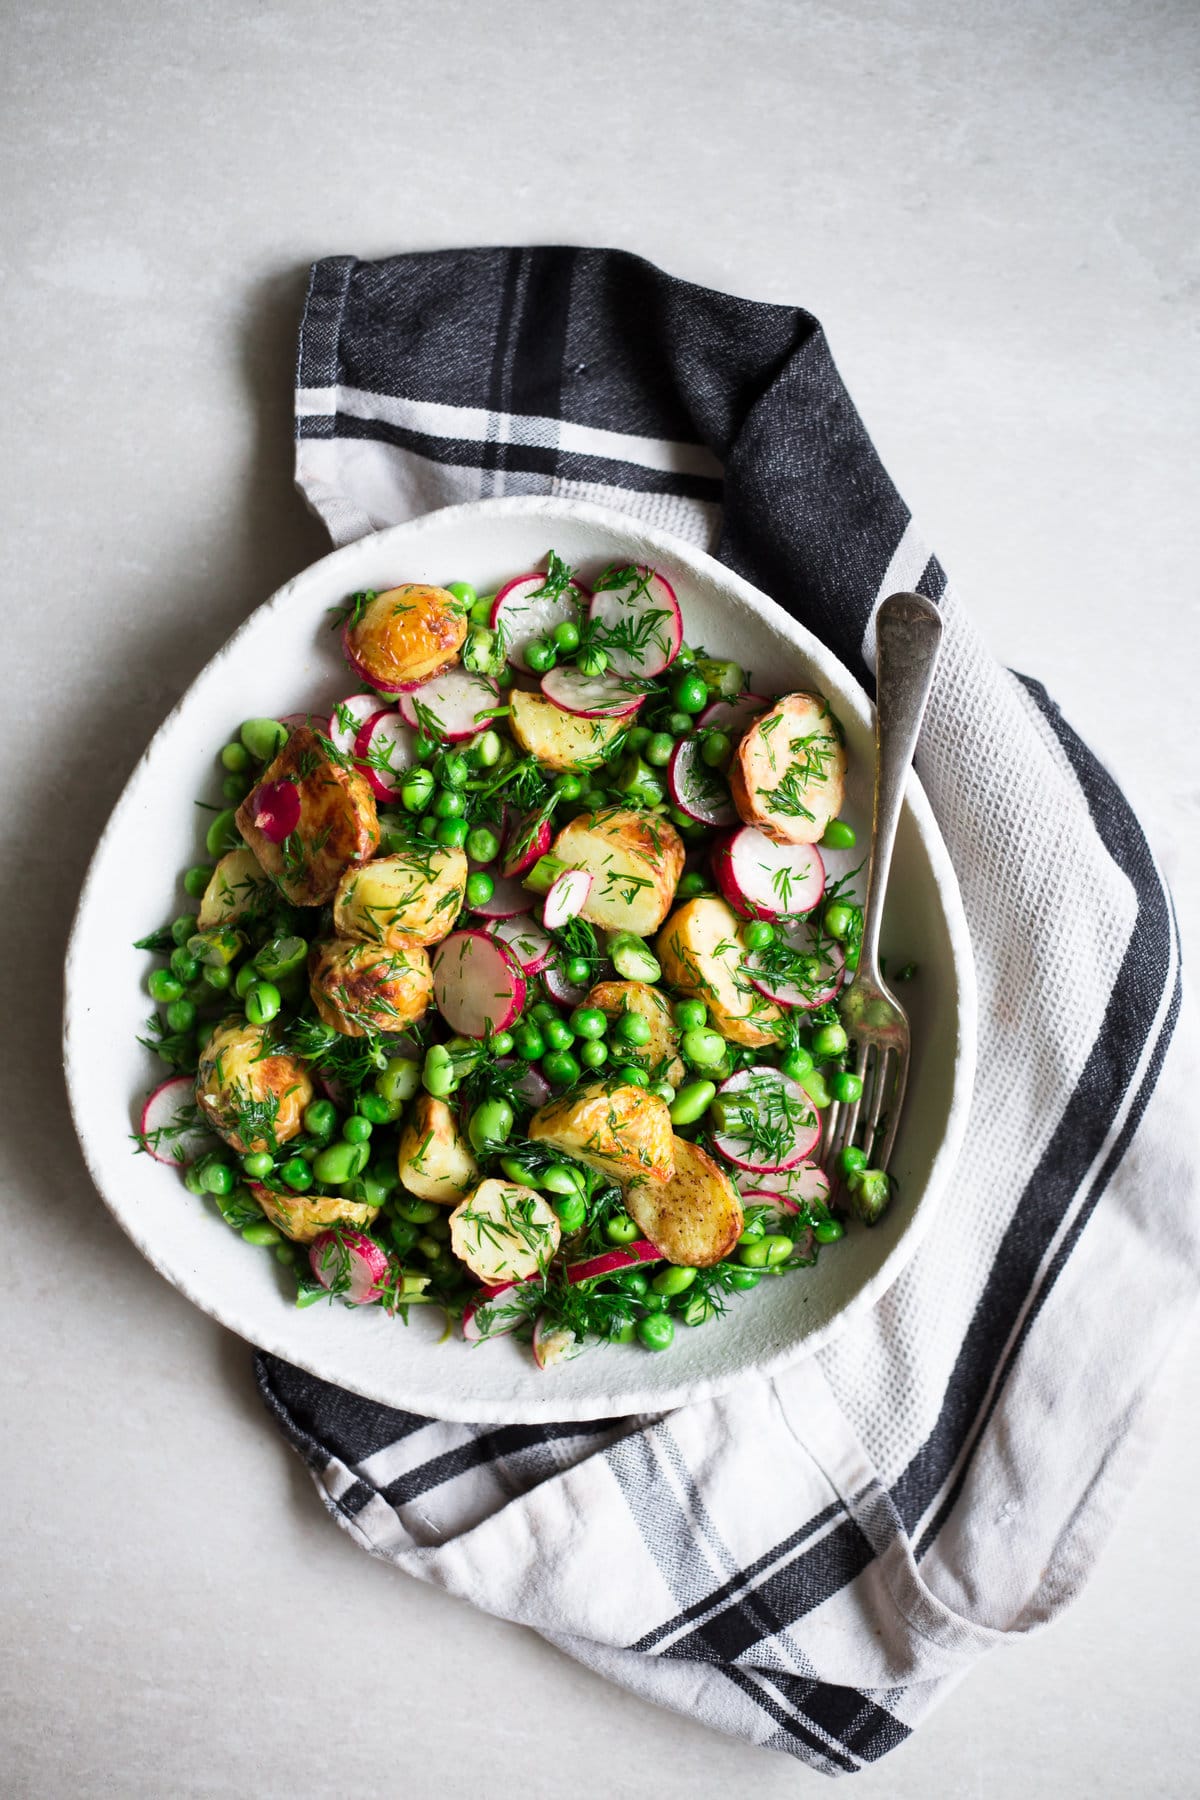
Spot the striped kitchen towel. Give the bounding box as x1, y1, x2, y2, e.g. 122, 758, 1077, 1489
255, 248, 1198, 1775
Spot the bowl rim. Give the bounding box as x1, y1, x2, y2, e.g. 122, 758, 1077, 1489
64, 494, 977, 1421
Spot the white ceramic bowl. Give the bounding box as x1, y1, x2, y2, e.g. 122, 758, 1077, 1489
65, 496, 975, 1421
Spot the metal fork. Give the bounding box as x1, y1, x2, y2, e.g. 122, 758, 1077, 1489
825, 592, 944, 1199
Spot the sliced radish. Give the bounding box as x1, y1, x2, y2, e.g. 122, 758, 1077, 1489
712, 826, 825, 920
487, 913, 554, 975
280, 710, 330, 736
740, 1161, 831, 1212
461, 1279, 537, 1343
542, 960, 593, 1008
247, 779, 300, 844
329, 693, 381, 757
491, 572, 590, 673
399, 668, 500, 741
587, 567, 682, 677
431, 931, 527, 1037
138, 1075, 211, 1167
501, 812, 552, 879
745, 925, 845, 1009
542, 868, 592, 930
496, 1058, 552, 1110
668, 737, 738, 827
698, 694, 770, 738
532, 1312, 583, 1369
466, 868, 530, 919
712, 1067, 820, 1172
353, 709, 418, 801
308, 1229, 390, 1305
566, 1240, 663, 1283
540, 665, 646, 719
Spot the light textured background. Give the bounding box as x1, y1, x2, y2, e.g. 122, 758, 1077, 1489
3, 1, 1198, 1794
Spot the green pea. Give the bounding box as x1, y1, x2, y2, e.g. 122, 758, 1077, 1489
670, 670, 708, 714
388, 1217, 421, 1254
543, 1017, 576, 1052
201, 964, 230, 993
312, 1142, 360, 1186
254, 935, 308, 981
490, 1030, 514, 1057
554, 773, 583, 802
167, 948, 197, 985
738, 1215, 765, 1244
624, 725, 651, 754
644, 732, 675, 768
580, 787, 608, 811
171, 914, 199, 946
514, 1024, 545, 1062
666, 712, 695, 737
204, 809, 241, 858
725, 1264, 761, 1290
465, 825, 500, 865
357, 1092, 400, 1125
669, 1080, 715, 1126
569, 1006, 607, 1040
241, 1222, 282, 1247
651, 1265, 696, 1297
376, 1057, 420, 1104
650, 1082, 676, 1104
672, 998, 706, 1030
823, 902, 857, 941
525, 637, 556, 673
220, 741, 251, 773
165, 998, 196, 1033
366, 1157, 400, 1197
700, 730, 732, 770
843, 944, 860, 973
831, 1070, 863, 1103
275, 1243, 296, 1265
552, 619, 580, 652
468, 1098, 514, 1152
401, 767, 436, 813
780, 1047, 814, 1080
242, 1151, 275, 1179
444, 578, 477, 607
838, 1144, 868, 1176
814, 1218, 845, 1243
148, 968, 184, 1004
564, 956, 592, 985
551, 1194, 587, 1234
342, 1114, 372, 1144
280, 1156, 314, 1192
811, 1022, 848, 1058
239, 718, 288, 763
415, 733, 437, 762
531, 1001, 559, 1024
604, 1214, 639, 1244
675, 873, 710, 900
459, 870, 492, 910
579, 1039, 608, 1070
540, 1163, 585, 1197
681, 1027, 725, 1069
637, 1314, 675, 1352
542, 1050, 581, 1088
436, 816, 469, 849
198, 1156, 234, 1196
614, 1012, 652, 1047
441, 753, 471, 790
820, 818, 857, 850
743, 920, 776, 952
620, 1270, 650, 1298
396, 1197, 440, 1225
244, 981, 281, 1025
614, 1065, 648, 1087
221, 773, 251, 803
183, 1163, 209, 1196
432, 788, 464, 819
183, 865, 216, 899
302, 1099, 338, 1141
577, 646, 607, 678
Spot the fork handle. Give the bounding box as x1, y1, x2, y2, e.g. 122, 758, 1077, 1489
857, 592, 944, 984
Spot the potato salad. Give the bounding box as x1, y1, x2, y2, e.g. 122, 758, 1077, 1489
133, 552, 897, 1365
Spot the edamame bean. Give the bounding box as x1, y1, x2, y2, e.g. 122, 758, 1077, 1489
637, 1314, 675, 1352
540, 1163, 585, 1197
669, 1080, 715, 1126
302, 1099, 337, 1141
472, 728, 503, 767
639, 1292, 670, 1313
651, 1265, 696, 1297
468, 1097, 514, 1152
681, 1027, 725, 1069
239, 718, 288, 763
254, 935, 308, 981
499, 1155, 536, 1185
422, 1045, 457, 1096
234, 963, 258, 999
205, 810, 241, 858
738, 1215, 766, 1244
725, 1264, 761, 1290
820, 819, 857, 850
375, 1057, 420, 1104
358, 1092, 402, 1125
245, 981, 281, 1025
241, 1222, 282, 1247
396, 1197, 440, 1225
551, 1194, 587, 1234
762, 1234, 795, 1266
682, 1292, 716, 1327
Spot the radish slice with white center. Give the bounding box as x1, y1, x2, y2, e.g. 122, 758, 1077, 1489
712, 1067, 820, 1172
539, 665, 646, 719
745, 925, 845, 1009
491, 572, 590, 673
329, 694, 380, 756
248, 779, 300, 843
532, 1312, 583, 1369
466, 868, 530, 919
740, 1161, 831, 1212
138, 1075, 211, 1167
711, 826, 825, 919
667, 736, 738, 827
431, 931, 527, 1037
501, 812, 552, 879
461, 1279, 537, 1343
308, 1229, 390, 1305
496, 1057, 552, 1110
566, 1240, 663, 1283
542, 868, 592, 930
542, 960, 593, 1008
698, 694, 770, 738
353, 709, 418, 801
487, 912, 554, 975
399, 668, 500, 741
587, 566, 682, 677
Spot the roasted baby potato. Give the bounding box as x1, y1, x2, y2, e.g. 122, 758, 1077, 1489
309, 938, 434, 1037
729, 692, 847, 846
248, 1182, 380, 1245
195, 1016, 314, 1154
196, 847, 274, 931
656, 895, 782, 1047
344, 583, 468, 692
508, 688, 624, 772
235, 726, 379, 906
333, 846, 467, 950
529, 1081, 675, 1186
552, 807, 684, 937
449, 1178, 561, 1284
626, 1136, 743, 1268
397, 1095, 479, 1204
585, 979, 684, 1087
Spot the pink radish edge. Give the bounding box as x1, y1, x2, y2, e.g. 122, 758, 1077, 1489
542, 868, 592, 930
398, 668, 500, 741
486, 913, 554, 975
740, 1160, 831, 1212
566, 1240, 663, 1283
539, 665, 647, 718
697, 693, 771, 737
543, 960, 593, 1007
431, 930, 527, 1038
329, 693, 380, 756
309, 1229, 390, 1305
353, 709, 418, 801
490, 572, 591, 674
586, 567, 682, 677
745, 932, 845, 1009
667, 737, 738, 827
501, 813, 552, 879
466, 868, 530, 919
712, 1067, 821, 1172
340, 625, 432, 696
139, 1075, 211, 1167
711, 826, 826, 920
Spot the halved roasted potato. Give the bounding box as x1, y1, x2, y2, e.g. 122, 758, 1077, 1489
449, 1178, 561, 1284
656, 895, 782, 1047
508, 688, 624, 772
309, 938, 434, 1037
529, 1081, 674, 1186
345, 584, 468, 691
397, 1094, 479, 1204
235, 726, 379, 906
195, 1016, 314, 1154
585, 979, 684, 1087
333, 846, 467, 949
551, 807, 684, 937
729, 692, 846, 846
625, 1136, 743, 1267
248, 1182, 379, 1245
196, 847, 274, 930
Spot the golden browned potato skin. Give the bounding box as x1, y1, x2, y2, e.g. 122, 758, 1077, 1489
236, 727, 379, 907
309, 938, 434, 1037
529, 1081, 675, 1186
345, 584, 468, 692
729, 693, 847, 846
508, 688, 624, 773
248, 1181, 380, 1245
397, 1095, 479, 1204
656, 896, 782, 1048
333, 846, 467, 950
626, 1136, 744, 1268
551, 807, 685, 937
586, 979, 684, 1088
195, 1017, 314, 1154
